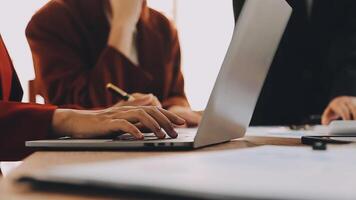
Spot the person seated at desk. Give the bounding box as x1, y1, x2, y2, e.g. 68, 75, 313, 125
0, 35, 185, 161
233, 0, 356, 126
25, 0, 201, 127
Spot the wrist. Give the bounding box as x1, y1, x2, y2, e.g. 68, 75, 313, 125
51, 109, 76, 137
111, 18, 137, 29
52, 109, 105, 138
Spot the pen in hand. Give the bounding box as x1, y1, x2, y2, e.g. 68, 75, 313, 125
106, 83, 132, 101
106, 83, 163, 107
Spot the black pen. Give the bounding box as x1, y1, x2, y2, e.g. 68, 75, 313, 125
106, 83, 132, 101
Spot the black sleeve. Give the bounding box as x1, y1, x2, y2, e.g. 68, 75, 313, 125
233, 0, 245, 22
327, 1, 356, 99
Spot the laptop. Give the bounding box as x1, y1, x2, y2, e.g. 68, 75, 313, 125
26, 0, 292, 150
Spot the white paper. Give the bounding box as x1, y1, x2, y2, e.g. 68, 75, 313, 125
246, 126, 329, 138
34, 145, 356, 200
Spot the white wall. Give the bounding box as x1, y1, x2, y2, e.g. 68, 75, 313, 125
176, 0, 234, 110
0, 0, 48, 102
0, 0, 234, 110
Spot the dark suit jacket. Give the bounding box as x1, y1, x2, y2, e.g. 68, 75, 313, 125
26, 0, 189, 109
0, 35, 56, 161
233, 0, 356, 125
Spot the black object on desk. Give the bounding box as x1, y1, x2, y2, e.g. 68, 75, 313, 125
302, 135, 356, 151
312, 141, 327, 150
302, 135, 356, 145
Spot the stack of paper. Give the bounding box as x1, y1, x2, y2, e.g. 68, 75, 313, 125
24, 145, 356, 200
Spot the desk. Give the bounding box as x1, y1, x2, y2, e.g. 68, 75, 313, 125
0, 136, 301, 200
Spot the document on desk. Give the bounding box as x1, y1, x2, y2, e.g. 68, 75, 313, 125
22, 145, 356, 200
247, 126, 329, 138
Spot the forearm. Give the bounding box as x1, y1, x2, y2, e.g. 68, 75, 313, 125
51, 108, 103, 137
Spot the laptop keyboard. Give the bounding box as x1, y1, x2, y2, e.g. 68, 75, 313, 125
114, 133, 160, 141
57, 128, 197, 141
114, 131, 195, 141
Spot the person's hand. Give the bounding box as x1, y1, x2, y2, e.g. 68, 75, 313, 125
51, 106, 185, 140
322, 96, 356, 125
109, 0, 143, 27
168, 106, 202, 127
115, 93, 162, 107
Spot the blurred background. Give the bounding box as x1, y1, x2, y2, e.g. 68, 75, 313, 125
0, 0, 234, 110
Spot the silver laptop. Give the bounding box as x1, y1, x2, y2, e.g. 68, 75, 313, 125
26, 0, 291, 150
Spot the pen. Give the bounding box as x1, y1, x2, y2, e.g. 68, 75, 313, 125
106, 83, 132, 101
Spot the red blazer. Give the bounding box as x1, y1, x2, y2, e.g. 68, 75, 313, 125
26, 0, 189, 109
0, 35, 56, 161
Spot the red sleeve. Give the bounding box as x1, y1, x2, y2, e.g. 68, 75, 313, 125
161, 22, 190, 108
0, 102, 56, 161
25, 1, 138, 109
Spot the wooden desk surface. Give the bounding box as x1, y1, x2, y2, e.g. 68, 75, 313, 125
0, 136, 302, 200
